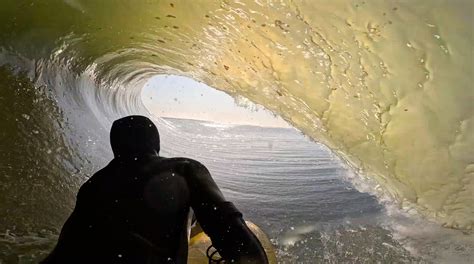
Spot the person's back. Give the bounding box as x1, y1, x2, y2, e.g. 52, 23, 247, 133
42, 115, 268, 264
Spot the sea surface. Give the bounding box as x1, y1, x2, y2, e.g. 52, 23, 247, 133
158, 117, 416, 263
0, 114, 472, 263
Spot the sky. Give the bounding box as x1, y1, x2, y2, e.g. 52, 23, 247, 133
141, 75, 290, 128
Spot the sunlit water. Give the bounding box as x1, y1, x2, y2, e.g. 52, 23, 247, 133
157, 117, 417, 263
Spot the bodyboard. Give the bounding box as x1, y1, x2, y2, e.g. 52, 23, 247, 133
187, 221, 277, 263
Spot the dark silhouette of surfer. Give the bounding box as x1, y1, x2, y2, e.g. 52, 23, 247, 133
42, 115, 268, 264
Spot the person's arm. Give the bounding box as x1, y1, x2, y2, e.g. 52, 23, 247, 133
41, 167, 106, 264
40, 181, 91, 264
178, 160, 268, 263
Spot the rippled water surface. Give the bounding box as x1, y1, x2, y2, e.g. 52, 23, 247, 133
158, 118, 414, 263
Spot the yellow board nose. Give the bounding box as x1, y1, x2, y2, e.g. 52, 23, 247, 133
188, 221, 277, 264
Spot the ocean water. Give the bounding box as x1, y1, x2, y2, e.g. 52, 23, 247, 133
0, 109, 471, 263
157, 117, 416, 263
0, 0, 472, 263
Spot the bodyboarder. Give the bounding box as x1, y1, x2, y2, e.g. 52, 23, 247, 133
42, 115, 268, 264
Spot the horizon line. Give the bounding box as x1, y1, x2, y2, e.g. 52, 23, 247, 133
156, 115, 292, 129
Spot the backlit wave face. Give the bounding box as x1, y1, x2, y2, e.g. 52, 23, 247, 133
0, 0, 472, 232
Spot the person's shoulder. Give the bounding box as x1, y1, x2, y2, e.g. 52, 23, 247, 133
162, 157, 209, 173
165, 157, 202, 165
77, 161, 114, 197
159, 157, 197, 165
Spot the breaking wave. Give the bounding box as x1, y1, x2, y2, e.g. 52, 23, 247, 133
0, 0, 472, 262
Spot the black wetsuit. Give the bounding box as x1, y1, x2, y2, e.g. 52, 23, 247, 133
42, 115, 268, 264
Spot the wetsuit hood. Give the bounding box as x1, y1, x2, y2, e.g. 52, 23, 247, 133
110, 115, 160, 159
